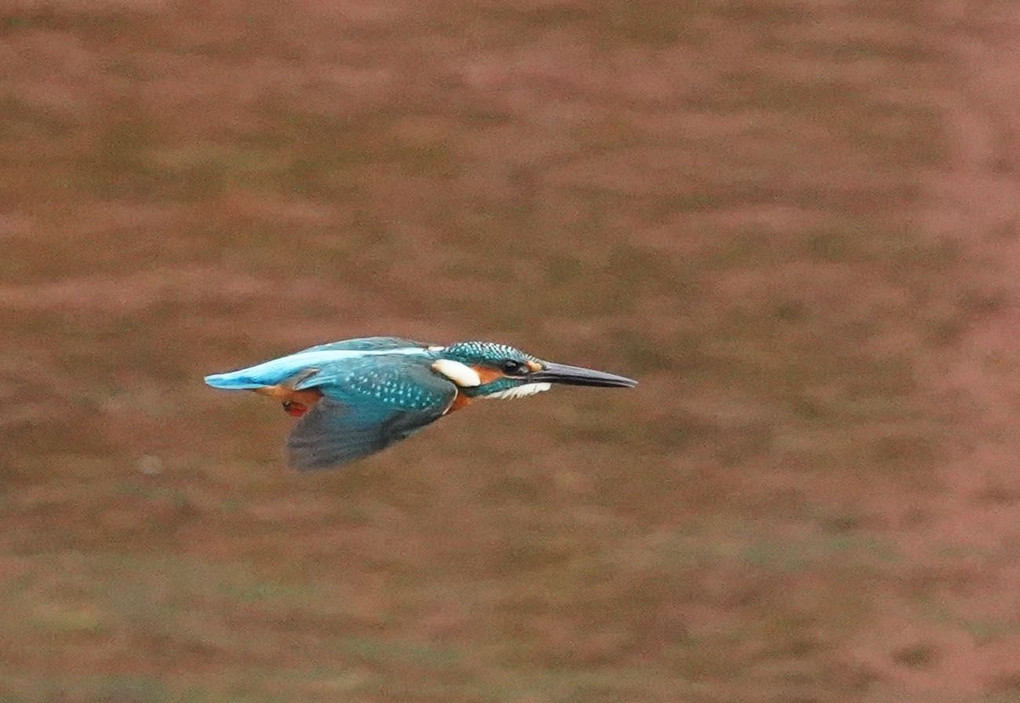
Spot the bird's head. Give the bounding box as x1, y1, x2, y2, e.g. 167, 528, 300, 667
431, 341, 637, 399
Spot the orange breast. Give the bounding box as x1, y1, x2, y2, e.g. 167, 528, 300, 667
445, 391, 472, 414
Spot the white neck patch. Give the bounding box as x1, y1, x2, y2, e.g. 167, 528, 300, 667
432, 359, 481, 387
483, 383, 552, 400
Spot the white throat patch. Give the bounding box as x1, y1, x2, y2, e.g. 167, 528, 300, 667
432, 359, 481, 387
483, 383, 552, 400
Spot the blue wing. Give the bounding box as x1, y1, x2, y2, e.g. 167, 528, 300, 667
286, 359, 457, 471
297, 337, 427, 353
204, 337, 432, 390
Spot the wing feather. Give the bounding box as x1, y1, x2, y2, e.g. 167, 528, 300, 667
296, 337, 427, 353
286, 360, 456, 471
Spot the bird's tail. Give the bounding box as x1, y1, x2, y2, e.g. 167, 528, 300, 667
204, 370, 266, 390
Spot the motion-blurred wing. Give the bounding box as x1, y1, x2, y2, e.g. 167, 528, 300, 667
287, 362, 456, 471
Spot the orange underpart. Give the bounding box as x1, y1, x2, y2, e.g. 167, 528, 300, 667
256, 385, 323, 417
290, 388, 323, 406
446, 391, 472, 414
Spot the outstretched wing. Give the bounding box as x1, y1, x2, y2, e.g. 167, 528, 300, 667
287, 360, 457, 471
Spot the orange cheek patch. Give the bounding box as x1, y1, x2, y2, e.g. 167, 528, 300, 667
472, 366, 504, 385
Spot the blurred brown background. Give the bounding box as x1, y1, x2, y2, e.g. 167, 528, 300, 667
3, 1, 1020, 701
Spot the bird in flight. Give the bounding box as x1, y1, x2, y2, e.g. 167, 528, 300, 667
205, 336, 637, 470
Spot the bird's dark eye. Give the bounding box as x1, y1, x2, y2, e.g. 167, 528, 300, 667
502, 359, 524, 374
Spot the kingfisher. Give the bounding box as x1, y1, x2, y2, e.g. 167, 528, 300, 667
205, 337, 637, 471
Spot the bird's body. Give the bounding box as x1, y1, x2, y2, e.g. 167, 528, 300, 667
205, 337, 636, 470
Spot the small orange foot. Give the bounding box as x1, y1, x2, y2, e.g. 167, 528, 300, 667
257, 385, 322, 417
283, 401, 308, 417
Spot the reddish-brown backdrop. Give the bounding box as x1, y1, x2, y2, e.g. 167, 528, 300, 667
2, 2, 1019, 702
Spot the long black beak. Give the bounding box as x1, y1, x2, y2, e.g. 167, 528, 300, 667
530, 361, 638, 388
